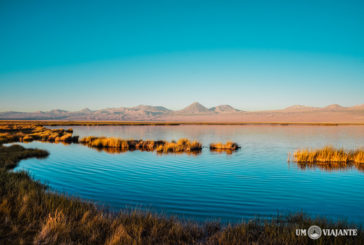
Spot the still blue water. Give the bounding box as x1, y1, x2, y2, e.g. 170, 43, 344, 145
13, 125, 364, 224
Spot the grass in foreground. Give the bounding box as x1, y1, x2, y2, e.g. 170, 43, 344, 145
0, 144, 362, 244
292, 146, 364, 171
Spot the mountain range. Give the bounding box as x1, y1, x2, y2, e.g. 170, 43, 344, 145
1, 102, 364, 122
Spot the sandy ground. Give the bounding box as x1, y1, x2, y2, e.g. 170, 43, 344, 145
157, 111, 364, 123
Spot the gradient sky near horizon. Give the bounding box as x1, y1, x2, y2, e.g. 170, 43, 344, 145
1, 0, 364, 112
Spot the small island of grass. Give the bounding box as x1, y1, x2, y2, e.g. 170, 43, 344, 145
80, 136, 203, 154
210, 141, 240, 153
292, 146, 364, 171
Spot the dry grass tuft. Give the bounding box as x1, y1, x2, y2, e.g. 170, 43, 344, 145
80, 136, 202, 154
155, 138, 202, 154
293, 146, 364, 170
210, 141, 240, 154
105, 223, 133, 245
34, 209, 70, 244
0, 124, 78, 144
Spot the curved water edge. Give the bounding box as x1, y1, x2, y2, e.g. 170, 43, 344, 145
12, 125, 364, 225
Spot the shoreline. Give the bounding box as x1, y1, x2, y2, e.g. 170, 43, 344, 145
1, 120, 364, 126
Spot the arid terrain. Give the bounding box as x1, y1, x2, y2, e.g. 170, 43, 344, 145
1, 102, 364, 123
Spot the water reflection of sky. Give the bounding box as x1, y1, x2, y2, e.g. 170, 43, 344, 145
14, 125, 364, 224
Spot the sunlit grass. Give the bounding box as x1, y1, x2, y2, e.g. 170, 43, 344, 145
0, 124, 77, 144
292, 146, 364, 171
209, 141, 240, 154
80, 136, 202, 154
1, 124, 204, 155
293, 146, 364, 164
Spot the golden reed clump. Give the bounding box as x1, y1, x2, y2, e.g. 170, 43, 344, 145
155, 138, 202, 154
292, 146, 364, 171
0, 124, 77, 144
209, 141, 240, 154
80, 136, 202, 154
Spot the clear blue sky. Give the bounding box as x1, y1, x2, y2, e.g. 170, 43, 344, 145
0, 0, 363, 112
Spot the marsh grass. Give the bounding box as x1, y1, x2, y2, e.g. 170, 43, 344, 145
155, 138, 202, 154
1, 124, 203, 155
209, 142, 240, 154
0, 124, 78, 144
80, 136, 202, 154
292, 146, 364, 171
0, 144, 49, 170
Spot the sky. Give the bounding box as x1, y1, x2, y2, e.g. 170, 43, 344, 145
0, 0, 364, 112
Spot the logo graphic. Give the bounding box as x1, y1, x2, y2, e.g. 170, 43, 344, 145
308, 225, 322, 240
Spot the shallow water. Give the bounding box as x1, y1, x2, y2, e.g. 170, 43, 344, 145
13, 125, 364, 224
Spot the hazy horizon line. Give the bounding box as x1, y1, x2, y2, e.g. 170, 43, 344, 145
1, 102, 364, 113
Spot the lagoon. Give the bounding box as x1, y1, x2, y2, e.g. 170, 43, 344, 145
13, 125, 364, 224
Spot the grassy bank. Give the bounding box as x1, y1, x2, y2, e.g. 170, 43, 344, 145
0, 144, 363, 244
0, 124, 78, 144
292, 146, 364, 171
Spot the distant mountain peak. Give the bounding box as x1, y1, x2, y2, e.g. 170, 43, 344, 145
78, 108, 93, 113
132, 105, 170, 112
178, 102, 211, 114
49, 109, 68, 113
190, 102, 204, 107
210, 105, 240, 113
285, 105, 308, 109
323, 104, 345, 111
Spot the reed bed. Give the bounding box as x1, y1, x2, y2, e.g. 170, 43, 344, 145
209, 141, 240, 153
1, 124, 233, 155
293, 146, 364, 164
0, 144, 49, 170
0, 124, 77, 144
80, 136, 202, 154
292, 146, 364, 171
